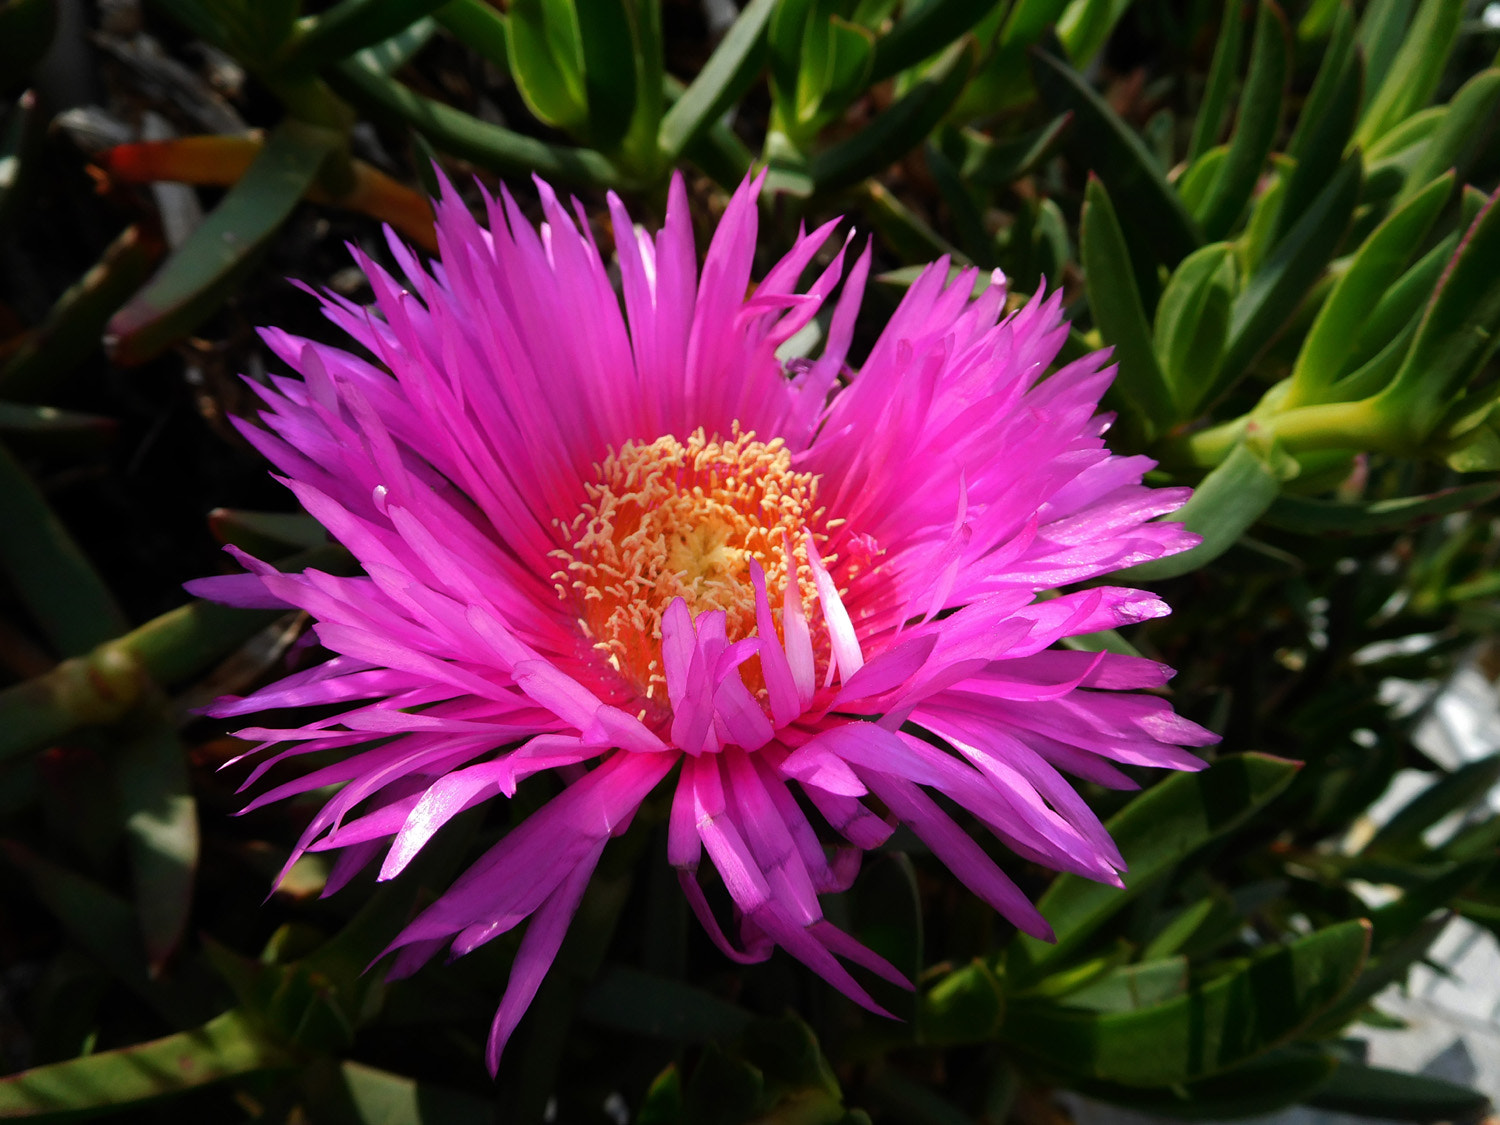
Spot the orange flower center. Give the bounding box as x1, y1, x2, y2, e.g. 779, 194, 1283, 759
553, 427, 831, 703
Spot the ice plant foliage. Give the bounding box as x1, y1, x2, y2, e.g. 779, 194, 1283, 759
191, 171, 1216, 1071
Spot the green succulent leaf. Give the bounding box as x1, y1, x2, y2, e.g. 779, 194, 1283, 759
105, 120, 342, 366
1117, 440, 1287, 582
1373, 186, 1500, 445
1007, 921, 1371, 1087
1077, 1045, 1340, 1120
1397, 67, 1500, 209
1287, 171, 1453, 408
809, 37, 973, 195
1196, 1, 1289, 242
1187, 3, 1246, 162
1009, 753, 1301, 982
1262, 480, 1500, 536
1213, 154, 1360, 404
282, 0, 449, 69
505, 0, 588, 131
867, 0, 1002, 83
1354, 0, 1462, 150
1031, 43, 1201, 269
1155, 242, 1237, 416
1080, 176, 1174, 432
0, 1009, 291, 1119
1309, 1060, 1492, 1122
658, 0, 775, 165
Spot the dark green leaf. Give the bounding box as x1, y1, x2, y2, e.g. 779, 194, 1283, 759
809, 38, 973, 195
332, 58, 625, 188
284, 0, 449, 70
1398, 67, 1500, 209
1078, 1045, 1339, 1120
505, 0, 587, 131
578, 967, 753, 1042
0, 223, 161, 400
868, 0, 1002, 82
0, 843, 199, 1025
1032, 44, 1200, 268
1262, 481, 1500, 536
1063, 958, 1189, 1013
1273, 9, 1359, 247
575, 0, 638, 150
1213, 154, 1360, 402
0, 1009, 291, 1118
921, 959, 1004, 1046
1354, 0, 1412, 109
1009, 754, 1301, 982
434, 0, 509, 69
1057, 0, 1135, 69
105, 121, 340, 366
1367, 756, 1500, 857
658, 0, 775, 165
1080, 176, 1174, 431
325, 1061, 498, 1125
0, 440, 129, 656
1187, 3, 1245, 161
1007, 921, 1370, 1086
1309, 1060, 1491, 1122
1197, 1, 1289, 241
117, 716, 199, 972
956, 114, 1070, 187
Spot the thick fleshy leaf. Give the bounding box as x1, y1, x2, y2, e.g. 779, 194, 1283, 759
0, 842, 200, 1025
0, 223, 161, 400
579, 967, 753, 1042
1374, 187, 1500, 444
0, 1009, 291, 1118
105, 121, 341, 366
1081, 176, 1174, 430
1077, 1045, 1340, 1120
1262, 480, 1500, 536
505, 0, 587, 131
1308, 1060, 1491, 1123
1031, 43, 1200, 268
1060, 957, 1188, 1013
868, 0, 1001, 81
283, 0, 450, 69
1396, 68, 1500, 209
809, 38, 973, 195
1212, 155, 1360, 403
658, 0, 775, 164
1273, 7, 1359, 247
1006, 920, 1370, 1086
1154, 242, 1236, 416
1353, 0, 1462, 150
322, 1061, 498, 1125
0, 440, 129, 656
1366, 756, 1500, 857
1186, 3, 1245, 161
1285, 171, 1452, 408
116, 716, 200, 971
1057, 0, 1135, 69
332, 57, 625, 188
920, 959, 1005, 1046
1196, 1, 1288, 242
1116, 441, 1284, 582
1008, 754, 1300, 982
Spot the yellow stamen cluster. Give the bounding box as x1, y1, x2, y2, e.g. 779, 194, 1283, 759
552, 427, 828, 703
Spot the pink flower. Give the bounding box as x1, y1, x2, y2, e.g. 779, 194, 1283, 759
190, 172, 1215, 1071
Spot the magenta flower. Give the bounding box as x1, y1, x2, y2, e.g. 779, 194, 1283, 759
191, 171, 1215, 1071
